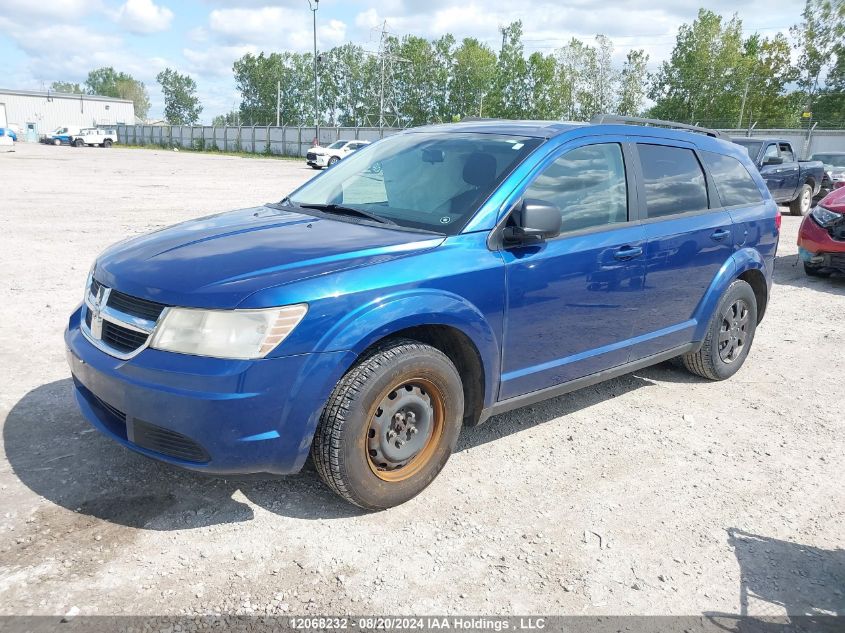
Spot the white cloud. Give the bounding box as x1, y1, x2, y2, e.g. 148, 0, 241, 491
115, 0, 174, 35
0, 0, 97, 22
183, 44, 258, 77
207, 6, 346, 51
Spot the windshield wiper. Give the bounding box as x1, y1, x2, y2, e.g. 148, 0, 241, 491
295, 203, 396, 226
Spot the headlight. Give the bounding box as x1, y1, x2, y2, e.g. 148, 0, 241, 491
811, 205, 843, 228
150, 304, 308, 359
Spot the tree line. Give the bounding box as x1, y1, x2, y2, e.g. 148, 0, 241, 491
50, 0, 844, 129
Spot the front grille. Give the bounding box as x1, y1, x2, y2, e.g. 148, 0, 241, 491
306, 152, 317, 161
133, 420, 210, 463
107, 289, 166, 321
92, 394, 127, 425
829, 253, 845, 269
90, 277, 102, 297
102, 321, 149, 353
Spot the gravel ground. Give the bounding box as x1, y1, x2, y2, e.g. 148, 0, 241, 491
0, 142, 843, 618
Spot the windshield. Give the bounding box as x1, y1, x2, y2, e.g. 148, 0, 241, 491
327, 141, 347, 150
732, 139, 763, 160
811, 154, 845, 168
288, 132, 542, 234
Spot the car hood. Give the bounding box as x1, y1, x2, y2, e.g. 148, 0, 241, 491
94, 205, 443, 308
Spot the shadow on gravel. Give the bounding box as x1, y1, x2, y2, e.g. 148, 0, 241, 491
726, 528, 845, 617
700, 529, 844, 632
773, 253, 845, 293
4, 379, 364, 529
457, 370, 659, 451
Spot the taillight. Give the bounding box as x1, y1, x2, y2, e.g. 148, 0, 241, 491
775, 212, 782, 232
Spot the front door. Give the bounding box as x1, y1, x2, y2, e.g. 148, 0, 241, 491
499, 140, 647, 400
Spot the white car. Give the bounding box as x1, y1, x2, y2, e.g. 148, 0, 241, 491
306, 139, 370, 169
0, 133, 13, 152
71, 128, 117, 148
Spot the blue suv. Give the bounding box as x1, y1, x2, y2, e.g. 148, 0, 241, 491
65, 116, 779, 509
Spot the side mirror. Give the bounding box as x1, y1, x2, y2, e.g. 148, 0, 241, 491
504, 198, 562, 243
763, 156, 784, 166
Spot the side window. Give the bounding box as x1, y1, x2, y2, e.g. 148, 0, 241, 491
637, 144, 709, 218
764, 144, 779, 162
779, 143, 795, 162
523, 143, 627, 233
702, 151, 763, 207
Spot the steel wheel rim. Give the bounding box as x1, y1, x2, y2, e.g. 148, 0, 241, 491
801, 188, 811, 213
365, 377, 445, 482
718, 299, 750, 363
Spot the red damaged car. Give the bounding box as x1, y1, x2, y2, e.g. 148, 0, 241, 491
798, 186, 845, 277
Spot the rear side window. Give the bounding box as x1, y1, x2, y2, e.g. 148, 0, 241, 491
702, 151, 763, 207
779, 143, 794, 162
524, 143, 628, 233
637, 144, 708, 218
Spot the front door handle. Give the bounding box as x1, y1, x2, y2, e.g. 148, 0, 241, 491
614, 245, 644, 261
711, 229, 731, 242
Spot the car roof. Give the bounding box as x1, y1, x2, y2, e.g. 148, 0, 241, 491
415, 119, 586, 138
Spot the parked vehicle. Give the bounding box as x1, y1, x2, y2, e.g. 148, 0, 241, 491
807, 151, 845, 201
66, 116, 779, 509
0, 132, 13, 152
731, 138, 823, 216
306, 139, 370, 169
1, 127, 17, 142
798, 186, 845, 277
41, 126, 81, 146
71, 128, 117, 148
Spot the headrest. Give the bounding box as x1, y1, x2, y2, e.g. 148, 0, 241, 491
463, 152, 497, 187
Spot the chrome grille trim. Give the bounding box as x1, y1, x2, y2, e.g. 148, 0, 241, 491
80, 275, 169, 360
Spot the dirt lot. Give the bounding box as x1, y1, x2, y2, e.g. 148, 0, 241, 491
1, 141, 843, 618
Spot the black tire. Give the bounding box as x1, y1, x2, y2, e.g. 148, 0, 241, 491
681, 279, 758, 381
789, 183, 812, 216
103, 139, 113, 148
310, 165, 322, 170
328, 156, 340, 167
312, 338, 464, 510
53, 139, 61, 146
74, 139, 84, 147
804, 262, 831, 277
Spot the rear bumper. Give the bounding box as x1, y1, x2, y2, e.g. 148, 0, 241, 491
65, 306, 354, 475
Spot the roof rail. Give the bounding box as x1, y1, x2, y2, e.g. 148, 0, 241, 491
590, 114, 730, 141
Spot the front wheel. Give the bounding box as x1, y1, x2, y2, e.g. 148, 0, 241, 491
790, 184, 812, 216
53, 139, 61, 146
103, 139, 113, 148
312, 339, 464, 510
328, 156, 340, 167
681, 279, 758, 381
73, 139, 84, 147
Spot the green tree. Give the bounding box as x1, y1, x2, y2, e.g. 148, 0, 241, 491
156, 68, 202, 125
50, 81, 83, 94
618, 49, 649, 116
490, 21, 529, 118
212, 111, 239, 127
85, 67, 150, 119
449, 38, 497, 119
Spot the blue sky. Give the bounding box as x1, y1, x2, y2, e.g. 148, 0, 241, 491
0, 0, 801, 122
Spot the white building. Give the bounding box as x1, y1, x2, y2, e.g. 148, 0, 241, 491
0, 88, 135, 141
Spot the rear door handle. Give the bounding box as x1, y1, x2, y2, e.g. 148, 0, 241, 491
711, 229, 731, 242
614, 245, 644, 261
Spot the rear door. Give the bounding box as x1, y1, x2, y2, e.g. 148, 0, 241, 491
627, 140, 734, 358
759, 143, 786, 199
499, 138, 648, 400
778, 142, 800, 198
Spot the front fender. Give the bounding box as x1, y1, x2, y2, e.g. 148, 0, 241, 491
692, 248, 767, 341
314, 289, 501, 408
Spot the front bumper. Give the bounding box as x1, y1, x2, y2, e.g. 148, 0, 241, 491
306, 154, 328, 167
65, 306, 354, 475
797, 214, 845, 271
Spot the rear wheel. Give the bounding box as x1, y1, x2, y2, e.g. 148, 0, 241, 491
312, 339, 464, 510
790, 184, 812, 216
804, 262, 831, 277
681, 279, 757, 381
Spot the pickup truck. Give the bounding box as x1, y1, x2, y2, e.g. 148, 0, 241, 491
41, 126, 81, 146
731, 138, 824, 216
71, 128, 117, 148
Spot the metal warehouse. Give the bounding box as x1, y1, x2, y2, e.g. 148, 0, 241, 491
0, 89, 135, 141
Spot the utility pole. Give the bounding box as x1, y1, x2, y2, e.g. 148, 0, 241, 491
276, 80, 281, 127
308, 0, 319, 144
